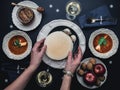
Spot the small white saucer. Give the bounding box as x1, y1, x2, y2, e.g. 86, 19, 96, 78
12, 1, 42, 31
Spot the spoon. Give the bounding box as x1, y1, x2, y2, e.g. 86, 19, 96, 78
11, 2, 44, 13
86, 17, 115, 24
86, 18, 103, 24
87, 18, 100, 23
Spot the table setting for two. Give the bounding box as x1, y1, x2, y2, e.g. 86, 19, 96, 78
0, 0, 119, 89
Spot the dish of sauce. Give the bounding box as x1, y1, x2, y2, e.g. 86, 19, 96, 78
8, 35, 28, 55
93, 34, 113, 53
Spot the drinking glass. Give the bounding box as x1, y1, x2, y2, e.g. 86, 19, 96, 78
65, 0, 82, 20
36, 70, 52, 87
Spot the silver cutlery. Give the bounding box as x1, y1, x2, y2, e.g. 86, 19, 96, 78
86, 17, 115, 24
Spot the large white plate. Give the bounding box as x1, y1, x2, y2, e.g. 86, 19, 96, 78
76, 57, 108, 89
12, 1, 42, 31
2, 30, 32, 60
37, 19, 86, 69
89, 28, 119, 59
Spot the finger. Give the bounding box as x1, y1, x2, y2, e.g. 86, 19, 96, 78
67, 51, 72, 63
74, 46, 82, 63
74, 54, 78, 59
77, 46, 82, 60
74, 46, 80, 58
39, 45, 47, 56
37, 39, 45, 47
33, 39, 45, 51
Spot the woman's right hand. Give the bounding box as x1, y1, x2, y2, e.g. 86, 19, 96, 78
65, 46, 82, 74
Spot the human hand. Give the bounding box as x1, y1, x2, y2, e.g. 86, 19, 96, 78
30, 39, 47, 69
64, 46, 82, 74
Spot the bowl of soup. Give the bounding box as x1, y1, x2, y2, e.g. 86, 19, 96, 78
2, 30, 32, 60
89, 28, 119, 59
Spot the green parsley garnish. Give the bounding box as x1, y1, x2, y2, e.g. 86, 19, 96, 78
98, 37, 107, 46
13, 39, 21, 47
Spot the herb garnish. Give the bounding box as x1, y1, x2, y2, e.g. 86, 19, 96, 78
98, 37, 107, 46
14, 39, 21, 47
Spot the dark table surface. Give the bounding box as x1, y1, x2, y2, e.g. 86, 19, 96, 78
0, 0, 120, 90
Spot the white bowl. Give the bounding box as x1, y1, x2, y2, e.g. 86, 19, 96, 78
89, 28, 119, 59
2, 30, 32, 60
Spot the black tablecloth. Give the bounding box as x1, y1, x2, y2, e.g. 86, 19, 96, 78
0, 0, 120, 90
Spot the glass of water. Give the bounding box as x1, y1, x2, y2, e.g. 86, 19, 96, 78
65, 0, 82, 20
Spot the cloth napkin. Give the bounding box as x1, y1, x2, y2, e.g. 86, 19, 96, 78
79, 5, 117, 28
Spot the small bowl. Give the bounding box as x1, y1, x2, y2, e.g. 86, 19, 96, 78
17, 6, 35, 25
2, 30, 32, 60
89, 28, 119, 59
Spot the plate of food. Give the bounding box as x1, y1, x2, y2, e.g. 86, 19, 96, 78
89, 28, 119, 59
76, 57, 108, 89
37, 19, 86, 69
2, 30, 32, 60
12, 1, 42, 31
